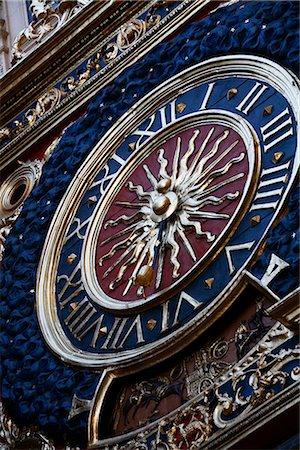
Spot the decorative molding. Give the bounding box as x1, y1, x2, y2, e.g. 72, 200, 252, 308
268, 288, 300, 330
0, 0, 217, 169
12, 0, 91, 64
90, 323, 299, 448
0, 135, 60, 260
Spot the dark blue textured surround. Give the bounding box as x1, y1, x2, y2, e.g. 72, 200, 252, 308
0, 1, 299, 445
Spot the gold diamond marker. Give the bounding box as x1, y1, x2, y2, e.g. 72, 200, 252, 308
88, 195, 97, 207
205, 278, 214, 289
227, 88, 238, 100
67, 253, 77, 264
70, 302, 77, 311
272, 152, 284, 163
263, 105, 273, 116
147, 319, 157, 331
99, 327, 108, 336
251, 215, 261, 227
128, 142, 136, 151
177, 103, 186, 113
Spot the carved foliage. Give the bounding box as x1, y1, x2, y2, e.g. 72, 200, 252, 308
0, 2, 173, 144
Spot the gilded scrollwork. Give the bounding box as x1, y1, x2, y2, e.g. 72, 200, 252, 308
0, 88, 63, 142
1, 2, 172, 145
11, 0, 89, 64
165, 402, 212, 449
213, 342, 300, 429
105, 323, 298, 449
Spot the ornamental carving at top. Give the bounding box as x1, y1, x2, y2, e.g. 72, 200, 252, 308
11, 0, 90, 63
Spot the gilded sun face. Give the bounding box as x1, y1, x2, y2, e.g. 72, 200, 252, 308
96, 124, 249, 301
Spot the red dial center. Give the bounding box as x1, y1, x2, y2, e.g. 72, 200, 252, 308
95, 124, 250, 303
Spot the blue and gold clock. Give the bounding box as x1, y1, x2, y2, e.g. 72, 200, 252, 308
37, 55, 299, 369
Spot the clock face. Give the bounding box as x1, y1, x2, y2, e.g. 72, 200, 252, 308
84, 120, 255, 310
37, 55, 299, 368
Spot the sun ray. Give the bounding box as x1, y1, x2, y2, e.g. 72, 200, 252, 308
184, 210, 229, 220
158, 148, 169, 179
115, 201, 149, 209
190, 152, 245, 194
102, 237, 142, 278
109, 239, 147, 290
165, 222, 181, 278
100, 220, 150, 246
177, 221, 197, 262
99, 232, 140, 266
176, 129, 200, 188
188, 130, 229, 188
187, 139, 240, 193
171, 137, 182, 189
143, 164, 158, 188
184, 127, 215, 184
155, 242, 165, 289
184, 191, 240, 209
104, 211, 146, 229
123, 232, 158, 295
127, 181, 155, 201
193, 173, 244, 200
179, 210, 215, 242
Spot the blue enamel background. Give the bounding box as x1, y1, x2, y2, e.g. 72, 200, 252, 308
1, 1, 299, 446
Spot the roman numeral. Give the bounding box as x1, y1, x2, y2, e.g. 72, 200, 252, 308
199, 82, 215, 110
57, 263, 83, 308
77, 314, 107, 348
260, 253, 289, 287
159, 99, 177, 127
225, 241, 256, 275
236, 82, 268, 114
132, 99, 177, 150
161, 292, 203, 332
101, 315, 145, 349
64, 297, 97, 338
91, 153, 126, 195
261, 107, 293, 152
65, 217, 91, 243
250, 161, 290, 211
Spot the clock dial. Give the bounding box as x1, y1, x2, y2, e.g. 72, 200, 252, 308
37, 55, 299, 368
90, 123, 252, 308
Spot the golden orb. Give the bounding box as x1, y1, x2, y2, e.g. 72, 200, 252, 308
157, 178, 171, 194
135, 265, 154, 287
153, 195, 171, 215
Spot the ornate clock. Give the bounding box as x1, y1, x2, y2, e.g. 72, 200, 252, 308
37, 55, 299, 370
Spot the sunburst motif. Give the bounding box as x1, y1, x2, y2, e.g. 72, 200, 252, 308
98, 127, 245, 296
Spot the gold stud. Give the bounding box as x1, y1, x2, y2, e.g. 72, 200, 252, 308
177, 103, 186, 113
204, 278, 214, 289
153, 195, 171, 215
272, 152, 284, 163
251, 215, 261, 227
147, 319, 157, 331
70, 302, 77, 311
227, 88, 237, 100
128, 142, 136, 151
67, 253, 77, 264
99, 326, 108, 336
263, 105, 273, 116
157, 178, 171, 194
88, 196, 97, 207
135, 265, 154, 287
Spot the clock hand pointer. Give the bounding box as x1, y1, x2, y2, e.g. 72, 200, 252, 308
135, 219, 167, 288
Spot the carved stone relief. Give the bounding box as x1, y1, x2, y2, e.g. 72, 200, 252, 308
111, 293, 275, 436
0, 136, 60, 260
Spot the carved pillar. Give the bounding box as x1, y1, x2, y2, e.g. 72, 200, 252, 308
0, 2, 9, 76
